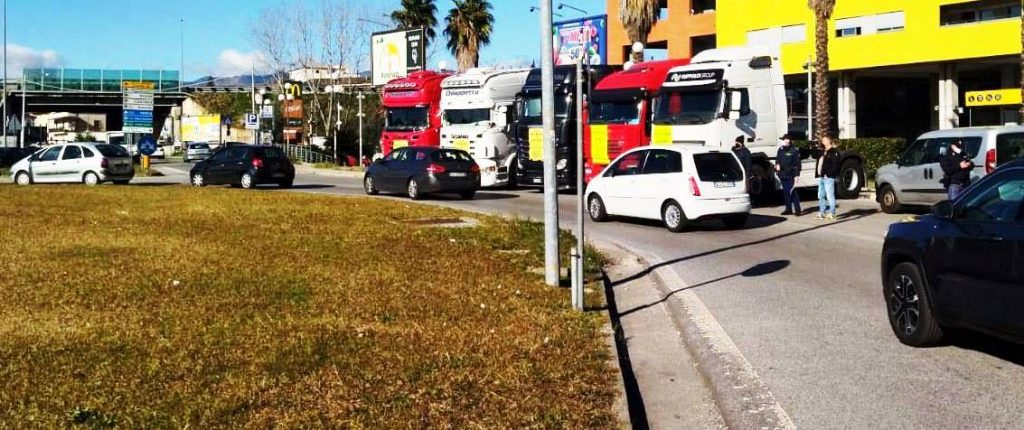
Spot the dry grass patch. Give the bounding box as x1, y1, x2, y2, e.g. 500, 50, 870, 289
0, 185, 615, 428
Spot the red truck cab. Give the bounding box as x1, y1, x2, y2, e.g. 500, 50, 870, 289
380, 70, 452, 155
584, 59, 689, 182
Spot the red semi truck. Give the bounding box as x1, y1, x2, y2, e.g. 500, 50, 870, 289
584, 59, 690, 182
380, 70, 452, 155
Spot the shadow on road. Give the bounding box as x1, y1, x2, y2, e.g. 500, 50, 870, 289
946, 330, 1024, 367
427, 192, 519, 201
601, 271, 650, 430
276, 184, 336, 190
607, 213, 787, 232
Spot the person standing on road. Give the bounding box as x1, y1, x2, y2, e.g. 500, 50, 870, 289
775, 134, 802, 216
732, 135, 753, 178
815, 136, 841, 220
939, 139, 974, 201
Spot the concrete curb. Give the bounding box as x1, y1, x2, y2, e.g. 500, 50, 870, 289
594, 238, 796, 430
294, 165, 365, 179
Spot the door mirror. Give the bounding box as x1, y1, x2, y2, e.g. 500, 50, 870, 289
932, 200, 954, 219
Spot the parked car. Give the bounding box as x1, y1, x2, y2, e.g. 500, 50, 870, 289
876, 125, 1024, 213
184, 142, 212, 162
151, 145, 166, 159
363, 147, 480, 200
189, 145, 294, 189
881, 159, 1024, 347
10, 143, 134, 185
586, 145, 751, 232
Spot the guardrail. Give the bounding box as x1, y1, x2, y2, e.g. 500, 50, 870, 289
280, 143, 335, 165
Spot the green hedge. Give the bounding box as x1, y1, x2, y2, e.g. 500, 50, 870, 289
796, 138, 907, 178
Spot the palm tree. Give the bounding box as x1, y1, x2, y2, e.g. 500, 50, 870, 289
618, 0, 660, 64
808, 0, 836, 141
444, 0, 494, 72
390, 0, 438, 46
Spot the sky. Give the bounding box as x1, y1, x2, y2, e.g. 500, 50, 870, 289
2, 0, 607, 80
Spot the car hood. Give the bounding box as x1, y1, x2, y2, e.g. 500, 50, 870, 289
10, 157, 30, 172
875, 163, 899, 181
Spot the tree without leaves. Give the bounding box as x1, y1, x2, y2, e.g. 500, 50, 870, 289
444, 0, 493, 72
619, 0, 659, 63
390, 0, 438, 46
809, 0, 836, 141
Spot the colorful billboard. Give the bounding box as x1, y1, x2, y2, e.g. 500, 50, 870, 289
371, 28, 425, 86
182, 114, 221, 142
553, 15, 607, 66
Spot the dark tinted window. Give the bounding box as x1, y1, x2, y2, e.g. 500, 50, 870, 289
189, 143, 210, 150
693, 152, 743, 181
608, 151, 646, 176
959, 169, 1024, 222
996, 133, 1024, 165
930, 137, 982, 162
900, 139, 928, 166
38, 146, 62, 162
82, 147, 95, 158
209, 149, 229, 162
385, 107, 429, 130
432, 150, 472, 162
225, 147, 248, 161
642, 150, 683, 174
394, 148, 411, 161
413, 149, 429, 161
62, 145, 82, 160
589, 100, 640, 124
95, 144, 129, 158
256, 147, 287, 159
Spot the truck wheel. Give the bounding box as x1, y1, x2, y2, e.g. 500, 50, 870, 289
879, 185, 902, 214
836, 159, 865, 199
748, 164, 774, 205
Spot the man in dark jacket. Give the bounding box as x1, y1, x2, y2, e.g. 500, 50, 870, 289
815, 136, 842, 220
939, 139, 974, 200
732, 135, 753, 178
775, 134, 802, 216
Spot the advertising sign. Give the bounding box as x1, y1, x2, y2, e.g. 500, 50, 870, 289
371, 28, 426, 86
122, 81, 155, 133
966, 89, 1023, 107
283, 99, 304, 119
182, 114, 222, 142
553, 15, 607, 66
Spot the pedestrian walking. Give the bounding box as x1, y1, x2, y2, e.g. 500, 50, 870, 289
776, 134, 802, 216
939, 139, 974, 201
732, 135, 753, 178
815, 136, 841, 220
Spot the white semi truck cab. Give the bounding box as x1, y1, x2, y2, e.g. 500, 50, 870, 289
654, 46, 865, 200
440, 68, 530, 188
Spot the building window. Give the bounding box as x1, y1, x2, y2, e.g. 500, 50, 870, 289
691, 0, 715, 14
691, 35, 716, 55
659, 0, 669, 20
941, 0, 1022, 26
876, 12, 905, 32
835, 17, 869, 37
781, 24, 806, 43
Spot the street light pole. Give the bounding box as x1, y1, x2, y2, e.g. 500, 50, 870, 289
572, 55, 586, 310
541, 0, 560, 287
19, 74, 24, 146
357, 92, 365, 166
3, 0, 7, 147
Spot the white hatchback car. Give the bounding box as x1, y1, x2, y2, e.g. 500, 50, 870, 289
586, 145, 751, 232
10, 143, 134, 186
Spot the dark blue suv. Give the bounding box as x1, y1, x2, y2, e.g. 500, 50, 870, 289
882, 159, 1024, 347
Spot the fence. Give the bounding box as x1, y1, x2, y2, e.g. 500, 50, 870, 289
281, 143, 335, 165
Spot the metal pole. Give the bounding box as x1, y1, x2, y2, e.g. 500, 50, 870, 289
358, 92, 365, 166
806, 57, 813, 140
19, 74, 24, 146
251, 61, 257, 145
3, 0, 7, 147
180, 19, 185, 91
541, 0, 560, 287
573, 58, 585, 310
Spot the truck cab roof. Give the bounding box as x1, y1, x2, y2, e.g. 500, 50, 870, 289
382, 70, 452, 107
593, 59, 690, 94
519, 65, 618, 94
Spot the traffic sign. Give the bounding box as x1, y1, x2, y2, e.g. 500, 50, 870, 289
244, 113, 259, 130
137, 135, 157, 156
123, 80, 155, 133
260, 105, 274, 119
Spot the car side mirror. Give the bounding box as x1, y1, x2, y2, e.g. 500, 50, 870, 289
932, 200, 954, 219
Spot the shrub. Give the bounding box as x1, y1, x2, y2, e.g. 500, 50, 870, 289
796, 137, 907, 178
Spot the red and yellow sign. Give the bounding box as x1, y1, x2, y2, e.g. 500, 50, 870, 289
589, 124, 610, 165
652, 125, 673, 146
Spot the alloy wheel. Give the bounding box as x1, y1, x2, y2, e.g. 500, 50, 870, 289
889, 274, 920, 336
192, 173, 205, 187
664, 204, 682, 229
241, 173, 254, 189
83, 172, 99, 186
15, 172, 30, 186
589, 198, 602, 218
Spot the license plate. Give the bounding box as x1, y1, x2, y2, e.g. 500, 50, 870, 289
532, 178, 542, 184
450, 172, 467, 177
714, 182, 735, 188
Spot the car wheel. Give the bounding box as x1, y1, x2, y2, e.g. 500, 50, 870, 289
885, 262, 944, 347
722, 213, 749, 229
460, 190, 476, 200
588, 194, 608, 222
836, 159, 865, 199
363, 175, 379, 195
407, 178, 423, 200
240, 172, 255, 189
82, 172, 100, 186
191, 172, 206, 187
14, 171, 31, 186
879, 184, 902, 214
662, 200, 688, 233
748, 164, 774, 205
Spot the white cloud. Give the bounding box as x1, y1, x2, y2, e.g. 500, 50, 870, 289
1, 44, 63, 77
213, 49, 270, 77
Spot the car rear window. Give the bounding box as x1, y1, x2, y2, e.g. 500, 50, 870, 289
432, 150, 472, 162
996, 133, 1024, 165
189, 143, 210, 150
257, 147, 287, 159
95, 144, 129, 158
692, 153, 743, 182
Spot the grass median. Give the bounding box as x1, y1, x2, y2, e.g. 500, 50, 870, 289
0, 185, 614, 428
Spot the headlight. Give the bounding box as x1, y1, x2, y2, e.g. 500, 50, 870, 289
556, 159, 568, 170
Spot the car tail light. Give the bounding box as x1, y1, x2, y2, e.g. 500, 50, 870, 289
689, 176, 701, 196
100, 158, 108, 168
426, 163, 446, 174
252, 158, 264, 169
985, 148, 996, 174
470, 163, 480, 173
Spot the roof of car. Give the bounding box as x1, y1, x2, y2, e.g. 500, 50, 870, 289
627, 144, 735, 155
919, 124, 1024, 139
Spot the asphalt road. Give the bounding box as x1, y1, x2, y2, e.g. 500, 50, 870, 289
151, 160, 1024, 428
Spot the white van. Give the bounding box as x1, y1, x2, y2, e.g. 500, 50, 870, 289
875, 125, 1024, 213
586, 145, 751, 232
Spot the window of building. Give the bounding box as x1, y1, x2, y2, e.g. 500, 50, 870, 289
835, 16, 870, 37
941, 0, 1022, 26
747, 28, 780, 46
691, 0, 715, 14
659, 0, 669, 20
876, 11, 905, 32
691, 35, 716, 56
781, 24, 806, 43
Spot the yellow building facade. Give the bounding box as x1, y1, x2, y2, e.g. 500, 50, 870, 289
717, 0, 1022, 140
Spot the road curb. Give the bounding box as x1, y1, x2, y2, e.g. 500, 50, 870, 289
594, 239, 796, 430
294, 165, 364, 179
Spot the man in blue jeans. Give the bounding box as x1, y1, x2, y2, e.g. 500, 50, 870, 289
775, 134, 802, 216
815, 136, 841, 220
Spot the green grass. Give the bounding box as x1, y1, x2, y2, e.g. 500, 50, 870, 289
310, 162, 364, 172
0, 186, 615, 428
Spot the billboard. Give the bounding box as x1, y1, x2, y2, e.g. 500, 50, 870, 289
553, 15, 608, 66
182, 115, 221, 142
371, 28, 425, 86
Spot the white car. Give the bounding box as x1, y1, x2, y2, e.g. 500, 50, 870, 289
10, 143, 134, 186
586, 145, 751, 232
152, 145, 166, 159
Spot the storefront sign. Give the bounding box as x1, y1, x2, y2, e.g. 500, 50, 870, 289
966, 89, 1022, 107
553, 15, 607, 66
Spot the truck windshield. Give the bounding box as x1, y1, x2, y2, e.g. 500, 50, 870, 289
589, 100, 640, 125
520, 95, 569, 125
385, 107, 429, 131
653, 89, 721, 125
444, 108, 490, 125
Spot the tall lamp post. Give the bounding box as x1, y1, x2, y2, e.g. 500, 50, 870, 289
356, 92, 365, 166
